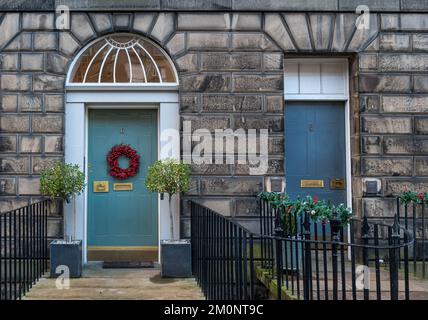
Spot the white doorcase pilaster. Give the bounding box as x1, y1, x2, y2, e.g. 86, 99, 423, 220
65, 91, 180, 263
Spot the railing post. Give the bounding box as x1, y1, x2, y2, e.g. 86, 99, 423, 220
202, 207, 208, 298
0, 213, 2, 301
422, 203, 426, 279
8, 211, 12, 299
13, 208, 17, 300
330, 216, 341, 301
249, 234, 255, 299
274, 212, 283, 300
190, 201, 194, 276
361, 215, 370, 300
259, 199, 264, 269
412, 203, 417, 274
389, 214, 400, 301
303, 211, 312, 300
274, 205, 282, 235
269, 204, 275, 270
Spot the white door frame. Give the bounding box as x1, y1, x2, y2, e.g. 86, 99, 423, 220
283, 58, 352, 210
64, 90, 180, 263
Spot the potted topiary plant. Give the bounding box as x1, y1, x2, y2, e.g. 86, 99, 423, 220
145, 158, 191, 277
40, 162, 85, 278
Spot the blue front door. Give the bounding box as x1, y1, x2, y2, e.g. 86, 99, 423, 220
87, 109, 158, 260
285, 101, 346, 205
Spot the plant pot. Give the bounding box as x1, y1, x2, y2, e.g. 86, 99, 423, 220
161, 239, 192, 278
50, 240, 82, 278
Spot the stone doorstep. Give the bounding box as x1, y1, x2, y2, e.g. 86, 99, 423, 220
30, 277, 202, 290
24, 281, 204, 300
24, 288, 204, 300
23, 263, 204, 300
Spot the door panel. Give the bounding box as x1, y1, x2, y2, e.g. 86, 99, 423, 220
285, 102, 346, 205
88, 109, 158, 250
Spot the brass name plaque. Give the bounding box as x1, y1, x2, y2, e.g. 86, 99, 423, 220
93, 181, 109, 192
300, 179, 324, 188
330, 178, 345, 190
113, 183, 133, 191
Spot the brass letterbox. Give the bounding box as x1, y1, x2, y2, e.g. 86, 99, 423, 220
93, 181, 109, 192
330, 178, 345, 190
113, 183, 133, 191
300, 180, 324, 188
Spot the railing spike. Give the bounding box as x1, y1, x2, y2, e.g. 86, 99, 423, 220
362, 214, 370, 238
392, 213, 400, 235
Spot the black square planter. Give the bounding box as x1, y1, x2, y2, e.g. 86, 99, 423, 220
50, 240, 82, 278
161, 239, 192, 278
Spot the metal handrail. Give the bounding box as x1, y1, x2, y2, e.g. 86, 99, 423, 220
190, 200, 257, 235
264, 233, 413, 250
193, 200, 413, 250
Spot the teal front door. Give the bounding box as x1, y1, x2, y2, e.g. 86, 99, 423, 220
285, 101, 347, 205
87, 109, 158, 261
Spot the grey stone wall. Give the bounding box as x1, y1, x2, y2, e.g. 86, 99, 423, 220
0, 10, 427, 239
0, 12, 65, 240
1, 1, 428, 12
176, 13, 284, 235
359, 14, 428, 226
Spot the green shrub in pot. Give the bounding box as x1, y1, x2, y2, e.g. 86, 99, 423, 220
39, 162, 85, 278
145, 159, 190, 239
40, 162, 85, 240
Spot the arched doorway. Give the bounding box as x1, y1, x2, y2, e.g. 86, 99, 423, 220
64, 34, 180, 263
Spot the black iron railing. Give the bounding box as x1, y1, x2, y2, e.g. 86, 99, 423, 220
396, 199, 427, 278
190, 201, 257, 300
259, 198, 413, 300
0, 200, 50, 300
190, 199, 414, 300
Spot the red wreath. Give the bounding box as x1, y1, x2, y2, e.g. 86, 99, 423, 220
107, 144, 140, 180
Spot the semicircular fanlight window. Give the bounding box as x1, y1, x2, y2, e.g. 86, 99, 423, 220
70, 34, 177, 84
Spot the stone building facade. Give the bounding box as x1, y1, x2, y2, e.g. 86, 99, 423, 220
0, 0, 428, 241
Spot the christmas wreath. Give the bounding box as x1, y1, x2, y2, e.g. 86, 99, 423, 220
107, 144, 140, 180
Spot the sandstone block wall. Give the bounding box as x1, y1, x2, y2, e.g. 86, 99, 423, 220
0, 6, 426, 238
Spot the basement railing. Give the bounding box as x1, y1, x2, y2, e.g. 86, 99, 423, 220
396, 199, 427, 279
190, 199, 414, 300
0, 200, 50, 300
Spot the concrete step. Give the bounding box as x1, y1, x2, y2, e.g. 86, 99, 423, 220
24, 287, 204, 300
23, 262, 204, 300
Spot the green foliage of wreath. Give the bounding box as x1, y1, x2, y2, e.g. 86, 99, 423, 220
399, 188, 428, 206
258, 191, 353, 227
